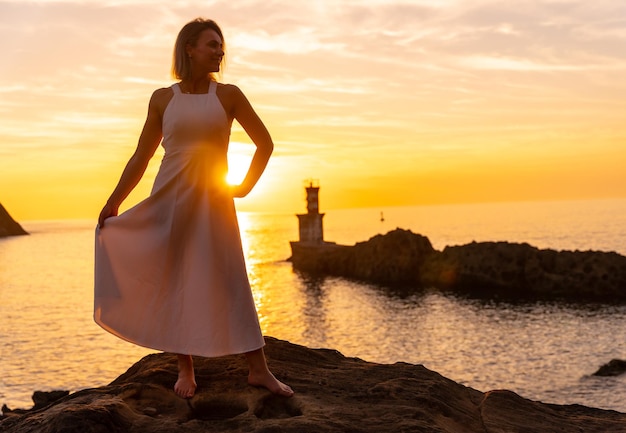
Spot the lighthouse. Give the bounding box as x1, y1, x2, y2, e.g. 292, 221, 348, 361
289, 180, 340, 269
296, 180, 324, 244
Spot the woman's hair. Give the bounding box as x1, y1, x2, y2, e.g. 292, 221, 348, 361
172, 18, 226, 81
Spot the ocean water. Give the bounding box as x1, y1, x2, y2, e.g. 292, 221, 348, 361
1, 198, 626, 412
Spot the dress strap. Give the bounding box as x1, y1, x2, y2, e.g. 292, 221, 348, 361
172, 83, 182, 94
209, 81, 217, 95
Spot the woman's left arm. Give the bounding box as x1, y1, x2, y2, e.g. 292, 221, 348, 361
229, 86, 274, 198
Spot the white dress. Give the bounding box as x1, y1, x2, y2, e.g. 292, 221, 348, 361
94, 81, 264, 357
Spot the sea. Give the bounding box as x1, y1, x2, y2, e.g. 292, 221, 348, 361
2, 198, 626, 413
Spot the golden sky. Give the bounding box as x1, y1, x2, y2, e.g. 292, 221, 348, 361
1, 0, 625, 220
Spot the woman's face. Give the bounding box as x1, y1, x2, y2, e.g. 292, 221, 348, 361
187, 29, 224, 73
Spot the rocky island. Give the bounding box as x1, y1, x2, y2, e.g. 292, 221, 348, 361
290, 228, 626, 301
289, 185, 626, 301
0, 203, 28, 238
2, 337, 626, 432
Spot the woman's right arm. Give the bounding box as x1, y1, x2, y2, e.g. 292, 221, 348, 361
98, 89, 168, 228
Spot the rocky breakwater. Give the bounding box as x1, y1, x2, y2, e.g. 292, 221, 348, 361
0, 203, 28, 238
3, 337, 626, 433
290, 228, 626, 301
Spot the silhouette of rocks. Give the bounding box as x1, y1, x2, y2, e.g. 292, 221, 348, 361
423, 240, 626, 300
2, 337, 625, 432
291, 229, 435, 285
291, 228, 626, 300
1, 390, 71, 420
593, 359, 626, 377
0, 203, 27, 238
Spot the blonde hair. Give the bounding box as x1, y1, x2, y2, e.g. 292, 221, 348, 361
172, 18, 226, 81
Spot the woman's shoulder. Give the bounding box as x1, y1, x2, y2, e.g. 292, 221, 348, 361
216, 82, 249, 104
149, 86, 175, 112
216, 82, 243, 96
151, 86, 175, 101
215, 83, 248, 117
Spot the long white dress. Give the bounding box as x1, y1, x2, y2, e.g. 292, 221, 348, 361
94, 81, 265, 357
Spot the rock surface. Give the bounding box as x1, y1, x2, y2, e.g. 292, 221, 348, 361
593, 359, 626, 377
2, 337, 626, 432
0, 203, 28, 238
290, 228, 626, 301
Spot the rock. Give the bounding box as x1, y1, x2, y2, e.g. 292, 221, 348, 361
289, 241, 350, 275
423, 242, 626, 300
291, 229, 434, 285
290, 228, 626, 301
2, 337, 626, 432
592, 359, 626, 377
31, 391, 70, 411
1, 391, 71, 420
0, 203, 28, 238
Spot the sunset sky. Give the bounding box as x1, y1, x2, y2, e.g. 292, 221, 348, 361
1, 0, 625, 220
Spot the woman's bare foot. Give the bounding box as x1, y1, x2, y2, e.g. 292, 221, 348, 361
174, 354, 197, 398
245, 348, 294, 397
248, 370, 294, 397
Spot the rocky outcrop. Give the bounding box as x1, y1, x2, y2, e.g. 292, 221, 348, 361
425, 241, 626, 299
291, 230, 435, 285
290, 228, 626, 301
593, 359, 626, 377
2, 337, 626, 432
0, 203, 27, 238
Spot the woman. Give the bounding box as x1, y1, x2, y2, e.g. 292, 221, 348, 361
94, 18, 293, 399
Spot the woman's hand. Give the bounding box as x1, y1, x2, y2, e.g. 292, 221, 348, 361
98, 203, 119, 228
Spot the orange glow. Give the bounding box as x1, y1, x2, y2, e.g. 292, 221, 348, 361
1, 2, 625, 221
226, 142, 254, 186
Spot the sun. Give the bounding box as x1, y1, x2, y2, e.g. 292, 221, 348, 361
226, 144, 254, 185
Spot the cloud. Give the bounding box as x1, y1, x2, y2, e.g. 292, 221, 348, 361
458, 55, 582, 71
230, 29, 345, 55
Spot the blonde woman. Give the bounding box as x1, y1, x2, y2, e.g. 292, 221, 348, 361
95, 18, 293, 399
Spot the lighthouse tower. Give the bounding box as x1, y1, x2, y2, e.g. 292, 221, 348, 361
296, 180, 324, 244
